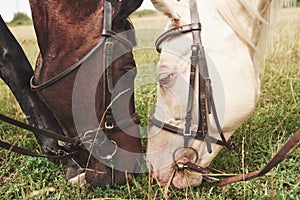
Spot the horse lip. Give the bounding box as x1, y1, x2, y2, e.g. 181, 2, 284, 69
68, 172, 86, 186
171, 169, 203, 188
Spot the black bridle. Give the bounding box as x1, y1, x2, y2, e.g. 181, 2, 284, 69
0, 0, 139, 161
151, 0, 238, 155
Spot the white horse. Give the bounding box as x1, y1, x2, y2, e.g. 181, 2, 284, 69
147, 0, 282, 188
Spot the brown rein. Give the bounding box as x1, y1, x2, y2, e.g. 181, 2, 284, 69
179, 129, 300, 186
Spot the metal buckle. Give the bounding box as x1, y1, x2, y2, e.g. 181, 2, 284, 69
105, 121, 114, 130
183, 130, 192, 137
105, 42, 113, 54
183, 128, 192, 148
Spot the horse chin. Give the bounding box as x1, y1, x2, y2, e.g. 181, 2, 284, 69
83, 157, 139, 188
66, 166, 129, 188
152, 164, 203, 188
172, 171, 203, 188
85, 168, 126, 188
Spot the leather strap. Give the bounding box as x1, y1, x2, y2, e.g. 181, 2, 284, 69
30, 38, 105, 91
101, 0, 135, 133
103, 0, 113, 32
102, 29, 133, 50
104, 40, 114, 94
0, 140, 76, 159
182, 128, 300, 186
150, 116, 239, 152
215, 128, 300, 186
30, 0, 132, 91
155, 23, 201, 53
183, 46, 196, 147
0, 113, 77, 144
0, 111, 140, 159
189, 0, 213, 152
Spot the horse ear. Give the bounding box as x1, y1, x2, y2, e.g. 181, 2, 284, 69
151, 0, 187, 21
118, 0, 143, 18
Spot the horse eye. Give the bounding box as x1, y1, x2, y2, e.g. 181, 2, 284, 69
158, 73, 175, 86
121, 66, 133, 73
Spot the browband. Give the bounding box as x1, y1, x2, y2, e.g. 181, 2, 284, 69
155, 23, 201, 53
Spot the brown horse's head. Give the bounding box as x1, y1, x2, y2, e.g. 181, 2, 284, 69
29, 0, 143, 188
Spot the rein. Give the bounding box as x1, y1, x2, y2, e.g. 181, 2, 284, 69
0, 113, 80, 159
178, 129, 300, 186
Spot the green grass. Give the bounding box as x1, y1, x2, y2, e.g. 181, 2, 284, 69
131, 10, 159, 18
0, 8, 299, 199
6, 12, 32, 26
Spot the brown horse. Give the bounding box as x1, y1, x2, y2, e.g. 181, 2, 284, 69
27, 0, 143, 188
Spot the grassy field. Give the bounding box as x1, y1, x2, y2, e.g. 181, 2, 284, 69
0, 8, 299, 199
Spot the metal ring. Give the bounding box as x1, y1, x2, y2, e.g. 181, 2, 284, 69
172, 146, 199, 166
81, 128, 102, 139
97, 140, 118, 160
81, 128, 106, 143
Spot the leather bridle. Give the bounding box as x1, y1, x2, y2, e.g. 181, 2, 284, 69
151, 0, 237, 154
151, 0, 300, 186
0, 0, 139, 161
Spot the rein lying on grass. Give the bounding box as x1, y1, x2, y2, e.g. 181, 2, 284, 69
177, 128, 300, 186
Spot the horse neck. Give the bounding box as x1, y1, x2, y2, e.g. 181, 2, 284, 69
215, 0, 282, 65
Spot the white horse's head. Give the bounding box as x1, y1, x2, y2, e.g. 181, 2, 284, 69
147, 0, 281, 188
